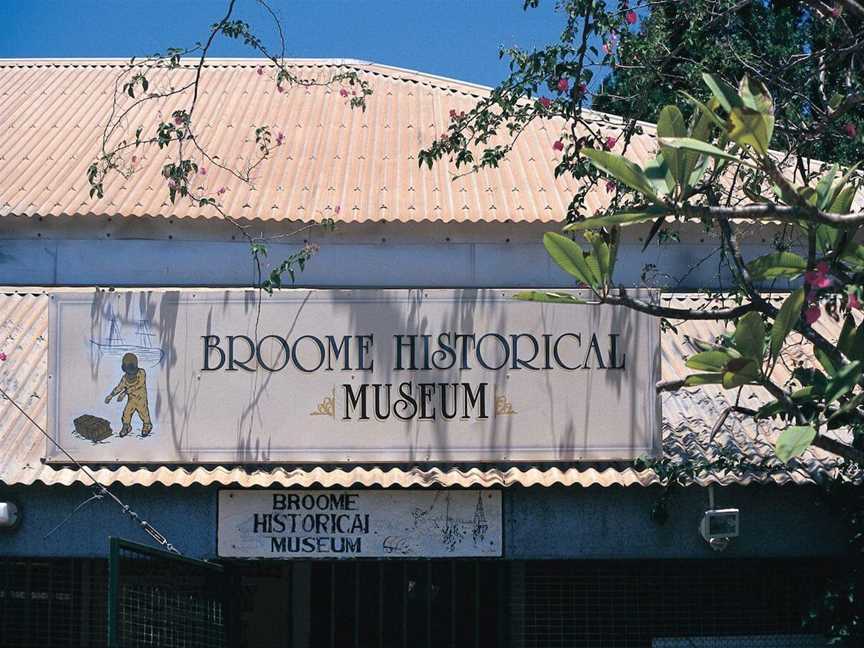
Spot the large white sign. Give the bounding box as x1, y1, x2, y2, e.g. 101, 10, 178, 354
47, 289, 660, 463
218, 489, 502, 558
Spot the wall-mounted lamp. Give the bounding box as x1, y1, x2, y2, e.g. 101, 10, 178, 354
699, 486, 738, 551
0, 501, 21, 530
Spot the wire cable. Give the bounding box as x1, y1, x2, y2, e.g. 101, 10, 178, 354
0, 384, 179, 554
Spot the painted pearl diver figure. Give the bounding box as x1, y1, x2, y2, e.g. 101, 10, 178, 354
104, 352, 153, 437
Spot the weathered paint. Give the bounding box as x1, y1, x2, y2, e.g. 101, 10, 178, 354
217, 489, 502, 558
49, 289, 659, 464
0, 239, 778, 289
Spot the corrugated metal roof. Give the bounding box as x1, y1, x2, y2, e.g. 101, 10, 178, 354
0, 291, 856, 489
0, 58, 650, 224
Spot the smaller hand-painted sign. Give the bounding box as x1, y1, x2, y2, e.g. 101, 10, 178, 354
217, 490, 502, 559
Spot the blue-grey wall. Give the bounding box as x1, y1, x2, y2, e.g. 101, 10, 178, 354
0, 483, 847, 560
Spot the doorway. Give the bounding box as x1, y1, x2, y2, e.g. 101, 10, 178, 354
231, 559, 507, 648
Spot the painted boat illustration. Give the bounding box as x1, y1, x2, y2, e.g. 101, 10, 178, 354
90, 312, 164, 368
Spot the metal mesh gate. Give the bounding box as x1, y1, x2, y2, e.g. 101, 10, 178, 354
0, 557, 108, 647
108, 537, 228, 648
508, 559, 831, 648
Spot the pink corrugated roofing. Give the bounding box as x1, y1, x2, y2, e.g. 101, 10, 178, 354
0, 291, 855, 489
0, 58, 648, 224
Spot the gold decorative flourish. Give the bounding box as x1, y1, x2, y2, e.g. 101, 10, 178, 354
310, 387, 336, 418
495, 394, 517, 416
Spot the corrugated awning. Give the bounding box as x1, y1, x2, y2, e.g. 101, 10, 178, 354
0, 290, 856, 489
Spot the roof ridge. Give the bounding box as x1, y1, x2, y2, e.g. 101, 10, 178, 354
0, 56, 652, 128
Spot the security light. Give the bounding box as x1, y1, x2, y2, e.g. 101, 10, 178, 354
699, 508, 739, 550
0, 501, 20, 529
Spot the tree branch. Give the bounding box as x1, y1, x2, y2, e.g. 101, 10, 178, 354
604, 288, 760, 320
678, 203, 864, 228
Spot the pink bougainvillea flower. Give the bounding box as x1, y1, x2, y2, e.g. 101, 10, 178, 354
167, 179, 177, 189
449, 109, 458, 119
275, 132, 285, 146
199, 166, 207, 176
849, 292, 861, 311
173, 114, 184, 126
131, 155, 137, 164
577, 82, 587, 95
256, 66, 263, 76
216, 186, 227, 196
605, 180, 616, 192
626, 10, 637, 24
557, 78, 569, 93
604, 136, 618, 150
539, 97, 552, 109
0, 352, 7, 361
276, 85, 284, 94
553, 140, 564, 151
334, 205, 341, 215
340, 88, 349, 98
804, 305, 821, 325
804, 262, 832, 289
844, 122, 858, 138
602, 42, 613, 55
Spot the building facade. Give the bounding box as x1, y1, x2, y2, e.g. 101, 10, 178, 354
0, 59, 854, 647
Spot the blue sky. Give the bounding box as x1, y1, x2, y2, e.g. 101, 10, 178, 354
1, 0, 568, 87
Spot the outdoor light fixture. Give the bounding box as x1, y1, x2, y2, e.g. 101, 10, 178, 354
0, 500, 20, 530
699, 486, 738, 551
699, 509, 739, 551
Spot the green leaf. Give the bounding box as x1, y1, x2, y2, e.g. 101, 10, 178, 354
722, 357, 760, 388
702, 73, 743, 113
838, 316, 864, 362
829, 185, 857, 215
584, 231, 611, 286
734, 312, 765, 360
657, 106, 688, 192
727, 107, 774, 156
658, 137, 751, 167
738, 76, 773, 116
823, 361, 862, 404
825, 161, 861, 213
686, 349, 737, 372
770, 288, 805, 363
757, 387, 815, 419
641, 217, 665, 252
581, 148, 660, 202
543, 232, 598, 287
815, 347, 838, 378
683, 373, 723, 386
584, 252, 602, 287
514, 290, 587, 305
643, 155, 673, 196
815, 224, 840, 254
840, 244, 864, 270
775, 425, 817, 463
746, 252, 807, 280
814, 165, 838, 210
563, 206, 668, 230
678, 90, 725, 129
828, 391, 864, 423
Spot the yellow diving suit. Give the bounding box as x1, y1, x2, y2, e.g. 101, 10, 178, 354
105, 352, 153, 437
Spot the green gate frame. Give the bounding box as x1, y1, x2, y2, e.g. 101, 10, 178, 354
107, 537, 228, 648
